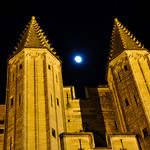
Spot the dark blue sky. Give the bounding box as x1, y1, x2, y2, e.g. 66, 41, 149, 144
0, 1, 150, 103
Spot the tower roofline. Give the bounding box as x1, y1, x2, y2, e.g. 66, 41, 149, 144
8, 16, 60, 61
108, 18, 147, 61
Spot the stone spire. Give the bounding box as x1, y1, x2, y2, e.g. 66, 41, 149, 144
13, 16, 56, 55
109, 18, 146, 60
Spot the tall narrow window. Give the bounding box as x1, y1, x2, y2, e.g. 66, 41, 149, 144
143, 128, 149, 138
66, 93, 69, 104
48, 64, 51, 70
70, 86, 73, 99
19, 64, 22, 69
125, 98, 129, 107
118, 72, 121, 81
11, 97, 14, 106
19, 93, 21, 106
51, 94, 53, 107
114, 121, 118, 129
52, 128, 56, 137
57, 98, 59, 106
124, 65, 128, 71
134, 95, 138, 106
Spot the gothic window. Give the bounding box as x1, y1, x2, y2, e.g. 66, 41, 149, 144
124, 65, 128, 71
125, 98, 129, 107
52, 128, 56, 137
143, 128, 149, 138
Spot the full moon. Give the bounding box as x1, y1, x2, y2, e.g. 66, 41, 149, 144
75, 56, 82, 63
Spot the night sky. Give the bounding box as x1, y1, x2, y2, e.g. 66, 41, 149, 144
0, 1, 150, 104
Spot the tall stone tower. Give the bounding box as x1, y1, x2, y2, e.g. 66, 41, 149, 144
4, 16, 66, 150
107, 18, 150, 149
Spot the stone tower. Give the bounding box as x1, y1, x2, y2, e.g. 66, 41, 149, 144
2, 17, 150, 150
107, 18, 150, 149
4, 16, 66, 150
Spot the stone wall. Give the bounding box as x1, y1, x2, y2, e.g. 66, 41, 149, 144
107, 50, 150, 149
0, 105, 5, 150
63, 86, 83, 132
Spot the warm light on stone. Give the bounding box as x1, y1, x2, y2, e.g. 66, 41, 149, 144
1, 17, 150, 150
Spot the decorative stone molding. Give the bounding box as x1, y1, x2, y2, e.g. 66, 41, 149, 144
127, 53, 149, 60
26, 52, 41, 58
109, 52, 127, 68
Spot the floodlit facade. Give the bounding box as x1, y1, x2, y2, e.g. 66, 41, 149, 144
0, 17, 150, 149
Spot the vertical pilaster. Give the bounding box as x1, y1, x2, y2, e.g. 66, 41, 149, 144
43, 54, 51, 150
129, 54, 150, 126
108, 67, 127, 133
27, 54, 35, 150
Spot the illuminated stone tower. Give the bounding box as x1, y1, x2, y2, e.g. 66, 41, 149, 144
3, 16, 150, 150
4, 16, 66, 150
107, 18, 150, 149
